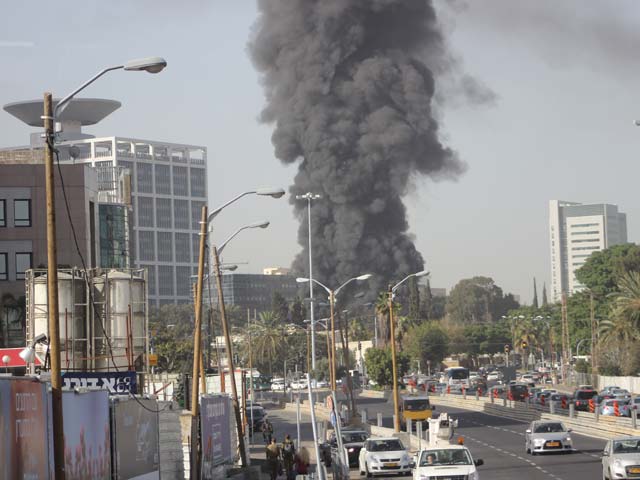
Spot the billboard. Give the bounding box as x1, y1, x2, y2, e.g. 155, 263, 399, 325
62, 390, 111, 479
200, 394, 233, 477
0, 377, 53, 479
111, 397, 160, 480
61, 371, 137, 394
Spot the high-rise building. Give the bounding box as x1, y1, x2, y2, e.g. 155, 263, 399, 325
206, 273, 299, 313
549, 200, 628, 301
3, 98, 207, 307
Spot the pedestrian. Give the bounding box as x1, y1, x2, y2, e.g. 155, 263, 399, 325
265, 437, 281, 480
262, 419, 273, 444
281, 434, 296, 480
294, 446, 310, 476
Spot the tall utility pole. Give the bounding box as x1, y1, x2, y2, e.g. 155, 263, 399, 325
296, 192, 321, 370
213, 245, 247, 467
44, 92, 66, 480
561, 293, 570, 382
388, 285, 400, 432
590, 292, 598, 376
190, 206, 208, 480
328, 291, 336, 390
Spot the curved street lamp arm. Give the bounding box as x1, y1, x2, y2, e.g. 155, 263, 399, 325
54, 65, 125, 119
335, 277, 359, 297
208, 191, 256, 222
310, 278, 331, 296
217, 225, 250, 255
392, 273, 416, 293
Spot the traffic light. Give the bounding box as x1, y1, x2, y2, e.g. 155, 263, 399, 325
521, 341, 528, 349
504, 344, 511, 353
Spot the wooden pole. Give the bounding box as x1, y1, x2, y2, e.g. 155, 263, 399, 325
44, 92, 66, 480
189, 205, 208, 480
213, 245, 247, 466
329, 291, 336, 391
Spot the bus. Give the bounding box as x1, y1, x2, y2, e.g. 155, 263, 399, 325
443, 367, 470, 389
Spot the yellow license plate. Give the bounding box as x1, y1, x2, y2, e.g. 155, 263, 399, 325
629, 467, 640, 473
384, 463, 398, 467
546, 442, 560, 447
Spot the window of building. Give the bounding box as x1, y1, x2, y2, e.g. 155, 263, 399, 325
172, 166, 188, 196
141, 264, 157, 297
0, 200, 5, 227
190, 168, 206, 197
14, 199, 31, 227
157, 232, 173, 262
191, 201, 205, 230
136, 162, 153, 193
137, 197, 154, 227
155, 164, 171, 194
15, 252, 32, 279
174, 200, 190, 229
176, 266, 191, 296
192, 234, 200, 263
175, 233, 191, 262
0, 253, 7, 280
571, 230, 599, 236
158, 266, 174, 296
572, 223, 599, 228
138, 231, 155, 261
156, 198, 172, 229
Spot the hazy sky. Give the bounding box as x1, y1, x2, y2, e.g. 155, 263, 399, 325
2, 1, 639, 304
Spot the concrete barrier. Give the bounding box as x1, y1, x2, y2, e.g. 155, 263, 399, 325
359, 389, 393, 400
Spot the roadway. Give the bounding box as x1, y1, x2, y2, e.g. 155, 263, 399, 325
260, 391, 608, 479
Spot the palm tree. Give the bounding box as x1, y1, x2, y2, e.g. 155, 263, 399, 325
375, 291, 401, 348
609, 271, 640, 336
248, 311, 286, 375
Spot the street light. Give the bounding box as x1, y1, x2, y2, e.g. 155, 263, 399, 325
295, 192, 321, 371
208, 188, 285, 221
296, 273, 372, 391
210, 220, 271, 469
33, 57, 167, 480
388, 269, 430, 432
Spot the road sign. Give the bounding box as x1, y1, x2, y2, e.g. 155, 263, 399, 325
148, 353, 158, 366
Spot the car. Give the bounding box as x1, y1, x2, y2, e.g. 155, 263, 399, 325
322, 429, 369, 468
600, 386, 621, 396
574, 389, 598, 411
290, 379, 309, 390
358, 437, 412, 477
611, 388, 632, 400
316, 379, 329, 388
271, 379, 286, 391
602, 437, 640, 480
525, 421, 574, 455
487, 372, 502, 382
600, 399, 631, 417
244, 405, 267, 435
631, 397, 640, 411
413, 445, 484, 480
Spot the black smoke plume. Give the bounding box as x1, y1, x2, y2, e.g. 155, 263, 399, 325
250, 0, 465, 295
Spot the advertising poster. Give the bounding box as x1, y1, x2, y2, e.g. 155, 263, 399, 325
62, 390, 111, 479
112, 397, 160, 480
0, 378, 52, 480
200, 394, 233, 478
61, 371, 137, 394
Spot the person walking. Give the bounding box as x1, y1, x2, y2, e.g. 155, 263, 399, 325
281, 434, 296, 480
265, 437, 281, 480
262, 419, 274, 444
294, 446, 310, 476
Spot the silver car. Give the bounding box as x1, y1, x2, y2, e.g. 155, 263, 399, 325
525, 421, 574, 455
602, 437, 640, 480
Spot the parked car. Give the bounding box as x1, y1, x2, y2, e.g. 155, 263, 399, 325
271, 380, 286, 391
525, 421, 574, 455
611, 388, 632, 400
602, 437, 640, 480
573, 389, 598, 411
600, 399, 631, 417
290, 379, 309, 390
320, 429, 369, 467
359, 437, 412, 477
316, 379, 329, 388
600, 386, 621, 396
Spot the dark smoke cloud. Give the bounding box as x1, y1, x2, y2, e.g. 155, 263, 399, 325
249, 0, 468, 295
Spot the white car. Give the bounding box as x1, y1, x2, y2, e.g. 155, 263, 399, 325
602, 437, 640, 480
487, 372, 502, 382
359, 437, 412, 477
525, 421, 574, 455
413, 445, 484, 480
270, 381, 286, 391
290, 379, 309, 390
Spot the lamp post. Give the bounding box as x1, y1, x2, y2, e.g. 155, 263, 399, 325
211, 220, 270, 469
388, 270, 430, 432
296, 274, 372, 391
37, 56, 167, 480
295, 192, 321, 370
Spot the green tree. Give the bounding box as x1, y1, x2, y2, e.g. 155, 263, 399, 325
248, 311, 286, 375
532, 278, 539, 309
575, 243, 640, 297
407, 276, 421, 322
290, 296, 306, 325
149, 304, 197, 373
421, 279, 433, 320
405, 322, 450, 369
364, 347, 410, 387
542, 283, 548, 307
271, 292, 290, 322
446, 276, 519, 324
374, 291, 400, 347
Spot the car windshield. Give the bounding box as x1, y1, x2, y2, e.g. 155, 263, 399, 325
613, 440, 640, 454
419, 449, 472, 466
534, 423, 566, 433
511, 385, 528, 393
450, 370, 468, 380
404, 400, 430, 411
368, 440, 403, 452
575, 391, 596, 400
343, 432, 367, 443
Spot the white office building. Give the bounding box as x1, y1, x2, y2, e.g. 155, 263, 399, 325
3, 98, 207, 307
549, 200, 627, 302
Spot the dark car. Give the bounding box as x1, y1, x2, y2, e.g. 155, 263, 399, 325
573, 389, 598, 411
320, 429, 368, 468
509, 383, 530, 402
245, 405, 267, 435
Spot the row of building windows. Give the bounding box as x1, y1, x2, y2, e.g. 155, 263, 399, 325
571, 246, 600, 251
571, 223, 599, 228
137, 231, 199, 263
139, 264, 193, 297
136, 197, 205, 230
0, 199, 31, 227
570, 230, 599, 236
571, 239, 600, 243
0, 252, 32, 280
131, 162, 206, 197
